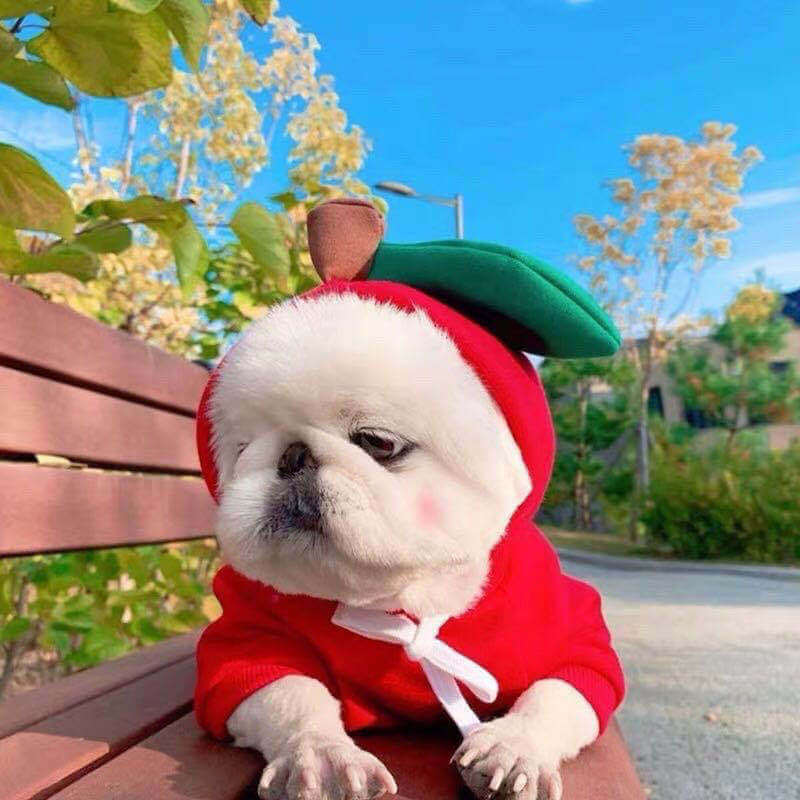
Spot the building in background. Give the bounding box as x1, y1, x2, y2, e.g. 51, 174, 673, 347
646, 289, 800, 449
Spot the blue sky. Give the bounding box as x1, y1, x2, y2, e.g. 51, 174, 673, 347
3, 0, 800, 318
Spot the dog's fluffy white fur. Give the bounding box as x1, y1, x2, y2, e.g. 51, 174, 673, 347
210, 293, 530, 617
212, 293, 599, 800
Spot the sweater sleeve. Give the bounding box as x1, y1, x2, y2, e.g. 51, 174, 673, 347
194, 566, 333, 740
547, 573, 625, 733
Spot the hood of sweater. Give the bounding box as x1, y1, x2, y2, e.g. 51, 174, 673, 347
196, 278, 556, 612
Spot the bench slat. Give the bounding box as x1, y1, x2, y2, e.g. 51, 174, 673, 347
561, 719, 645, 800
0, 280, 208, 415
48, 713, 263, 800
0, 632, 200, 738
0, 367, 200, 471
0, 657, 197, 800
357, 719, 645, 800
48, 713, 644, 800
0, 463, 215, 556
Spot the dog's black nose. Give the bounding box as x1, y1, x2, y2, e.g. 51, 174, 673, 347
277, 442, 318, 478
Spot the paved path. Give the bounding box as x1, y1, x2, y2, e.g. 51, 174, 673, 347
561, 555, 800, 800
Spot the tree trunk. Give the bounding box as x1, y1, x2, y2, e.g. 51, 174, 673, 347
629, 356, 652, 542
573, 383, 592, 530
573, 467, 593, 530
0, 576, 30, 700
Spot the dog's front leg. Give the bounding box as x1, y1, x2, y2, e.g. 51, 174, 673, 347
228, 675, 397, 800
452, 679, 599, 800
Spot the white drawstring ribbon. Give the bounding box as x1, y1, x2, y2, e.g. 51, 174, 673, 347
331, 604, 497, 736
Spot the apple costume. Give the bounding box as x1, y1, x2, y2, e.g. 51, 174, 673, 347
194, 199, 625, 741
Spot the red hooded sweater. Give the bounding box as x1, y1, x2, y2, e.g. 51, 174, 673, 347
194, 280, 625, 741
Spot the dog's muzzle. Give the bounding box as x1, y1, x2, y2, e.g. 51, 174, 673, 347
265, 442, 324, 535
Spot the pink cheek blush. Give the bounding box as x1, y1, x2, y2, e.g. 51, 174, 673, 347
417, 490, 443, 528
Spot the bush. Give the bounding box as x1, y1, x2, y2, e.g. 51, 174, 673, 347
0, 540, 220, 698
643, 435, 800, 562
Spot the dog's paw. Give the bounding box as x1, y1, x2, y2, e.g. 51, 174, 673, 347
452, 715, 563, 800
257, 733, 397, 800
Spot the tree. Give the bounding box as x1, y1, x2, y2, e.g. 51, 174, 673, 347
1, 0, 221, 294
668, 284, 800, 445
540, 356, 634, 530
2, 0, 374, 358
572, 122, 762, 537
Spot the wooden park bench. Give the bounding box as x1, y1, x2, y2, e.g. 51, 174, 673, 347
0, 278, 646, 800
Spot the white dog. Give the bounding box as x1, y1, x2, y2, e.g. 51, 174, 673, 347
194, 279, 624, 800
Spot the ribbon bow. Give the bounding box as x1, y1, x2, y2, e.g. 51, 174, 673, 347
331, 604, 498, 736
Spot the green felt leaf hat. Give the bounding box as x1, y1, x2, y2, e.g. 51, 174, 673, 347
307, 198, 620, 358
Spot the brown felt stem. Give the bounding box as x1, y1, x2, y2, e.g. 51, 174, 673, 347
307, 198, 385, 282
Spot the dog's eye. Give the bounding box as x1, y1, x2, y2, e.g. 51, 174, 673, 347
351, 429, 412, 463
235, 442, 248, 459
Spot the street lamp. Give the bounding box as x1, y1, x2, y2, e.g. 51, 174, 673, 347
374, 181, 464, 239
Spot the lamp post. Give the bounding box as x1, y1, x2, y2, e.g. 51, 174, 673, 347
374, 181, 464, 239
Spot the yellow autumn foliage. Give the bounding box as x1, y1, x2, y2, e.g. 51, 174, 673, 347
23, 0, 370, 357
726, 284, 780, 325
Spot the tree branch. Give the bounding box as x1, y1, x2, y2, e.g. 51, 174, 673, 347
71, 96, 94, 182
174, 137, 191, 199
119, 99, 143, 196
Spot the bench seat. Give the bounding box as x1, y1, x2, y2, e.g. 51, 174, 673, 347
0, 634, 645, 800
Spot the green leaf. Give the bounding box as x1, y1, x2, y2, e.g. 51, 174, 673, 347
0, 223, 16, 249
156, 0, 208, 71
74, 222, 132, 253
0, 241, 98, 280
0, 616, 31, 642
0, 143, 74, 238
110, 0, 163, 11
0, 56, 74, 109
0, 27, 22, 59
77, 625, 130, 662
26, 9, 172, 97
147, 210, 207, 293
238, 0, 270, 25
158, 552, 183, 582
230, 202, 290, 277
51, 612, 93, 632
0, 0, 53, 17
82, 195, 207, 292
81, 194, 184, 226
269, 190, 299, 211
130, 616, 166, 644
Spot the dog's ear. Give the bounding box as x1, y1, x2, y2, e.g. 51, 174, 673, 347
308, 198, 385, 282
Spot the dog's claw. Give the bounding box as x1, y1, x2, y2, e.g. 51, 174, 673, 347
345, 764, 363, 793
489, 767, 504, 792
259, 766, 275, 790
300, 767, 317, 790
256, 735, 396, 800
544, 770, 563, 800
454, 717, 564, 800
380, 767, 398, 795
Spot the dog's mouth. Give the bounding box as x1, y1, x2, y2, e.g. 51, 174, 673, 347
259, 474, 326, 541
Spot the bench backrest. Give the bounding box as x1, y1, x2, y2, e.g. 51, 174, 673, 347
0, 279, 216, 556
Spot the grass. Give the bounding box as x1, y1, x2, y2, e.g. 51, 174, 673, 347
540, 526, 800, 569
540, 526, 656, 558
